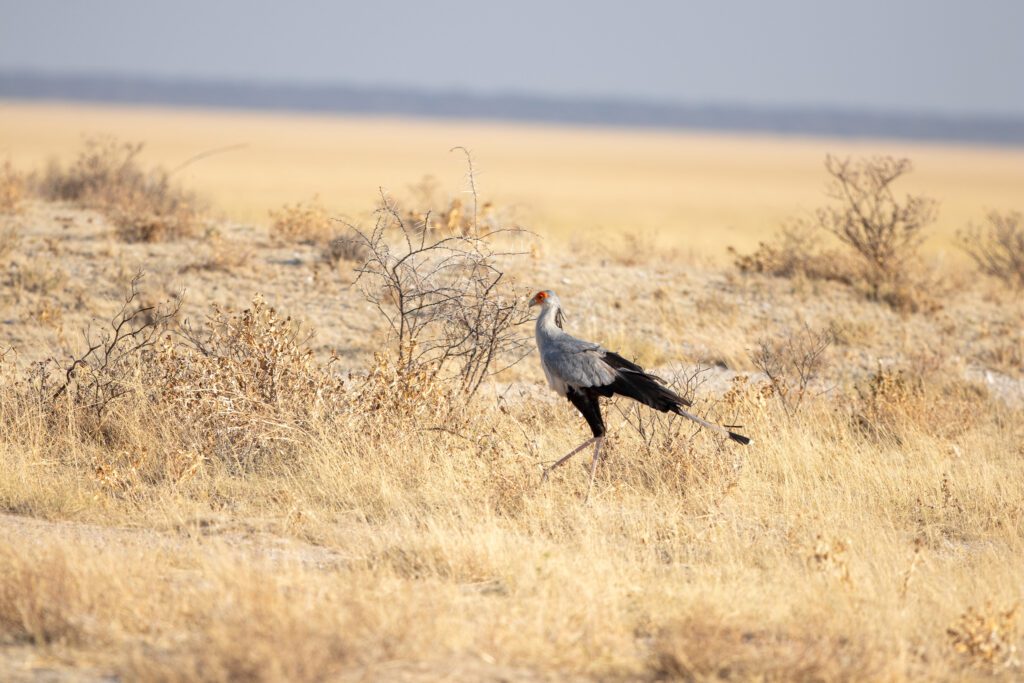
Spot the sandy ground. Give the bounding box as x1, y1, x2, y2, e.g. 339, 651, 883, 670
3, 200, 1021, 402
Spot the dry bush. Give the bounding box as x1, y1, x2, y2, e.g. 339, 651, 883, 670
731, 218, 854, 284
182, 230, 253, 273
268, 195, 333, 244
4, 256, 67, 302
349, 162, 532, 397
734, 156, 938, 311
153, 295, 344, 469
749, 322, 834, 416
50, 272, 181, 418
0, 159, 27, 215
852, 366, 991, 442
40, 136, 202, 242
321, 229, 369, 266
819, 155, 937, 297
960, 210, 1024, 289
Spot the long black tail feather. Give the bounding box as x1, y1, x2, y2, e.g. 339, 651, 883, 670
600, 352, 751, 445
727, 431, 751, 445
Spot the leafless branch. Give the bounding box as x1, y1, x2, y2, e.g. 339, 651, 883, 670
818, 155, 937, 297
52, 271, 182, 416
749, 322, 834, 417
959, 210, 1024, 289
348, 156, 533, 396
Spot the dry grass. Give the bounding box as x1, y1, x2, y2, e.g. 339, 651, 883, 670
1, 346, 1022, 681
0, 160, 27, 215
1, 138, 1024, 680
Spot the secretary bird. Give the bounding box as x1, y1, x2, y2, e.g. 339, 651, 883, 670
530, 289, 749, 494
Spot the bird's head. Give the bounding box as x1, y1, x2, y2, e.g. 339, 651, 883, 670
529, 290, 558, 308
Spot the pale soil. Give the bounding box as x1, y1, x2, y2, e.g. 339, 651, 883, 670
4, 202, 1021, 398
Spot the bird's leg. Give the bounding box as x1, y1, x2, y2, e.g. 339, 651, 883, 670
584, 437, 605, 503
541, 437, 598, 483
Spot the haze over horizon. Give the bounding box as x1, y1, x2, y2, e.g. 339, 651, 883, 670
2, 0, 1022, 118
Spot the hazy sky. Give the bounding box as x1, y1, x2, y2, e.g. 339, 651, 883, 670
1, 0, 1022, 116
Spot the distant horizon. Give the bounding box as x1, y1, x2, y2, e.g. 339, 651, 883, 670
7, 66, 1024, 120
3, 1, 1022, 120
3, 69, 1023, 147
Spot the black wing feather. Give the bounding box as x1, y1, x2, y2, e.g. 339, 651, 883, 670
600, 351, 693, 409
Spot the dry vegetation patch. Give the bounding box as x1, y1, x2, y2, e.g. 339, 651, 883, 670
0, 160, 27, 216
734, 154, 955, 313
39, 136, 203, 242
960, 210, 1024, 289
1, 148, 1023, 680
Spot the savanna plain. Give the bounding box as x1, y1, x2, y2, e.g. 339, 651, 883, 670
1, 101, 1023, 681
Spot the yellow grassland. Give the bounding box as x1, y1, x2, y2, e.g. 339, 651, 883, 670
2, 100, 1023, 255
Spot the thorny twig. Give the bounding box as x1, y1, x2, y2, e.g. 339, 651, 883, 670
347, 151, 533, 396
52, 271, 182, 416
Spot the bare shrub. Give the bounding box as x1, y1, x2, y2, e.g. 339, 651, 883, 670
51, 272, 181, 417
40, 136, 202, 242
749, 323, 834, 416
269, 195, 333, 245
605, 365, 749, 497
349, 159, 531, 397
818, 155, 937, 297
0, 159, 27, 215
959, 210, 1024, 289
733, 156, 938, 311
613, 364, 711, 455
